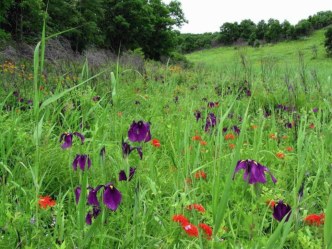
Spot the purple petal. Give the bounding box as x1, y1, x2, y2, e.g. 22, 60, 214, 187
74, 186, 81, 204
273, 200, 291, 221
136, 147, 143, 160
61, 133, 73, 149
103, 183, 122, 211
119, 170, 127, 181
72, 155, 79, 171
248, 161, 266, 184
263, 166, 277, 184
232, 160, 247, 180
73, 132, 85, 144
86, 212, 92, 225
87, 185, 103, 207
128, 121, 151, 143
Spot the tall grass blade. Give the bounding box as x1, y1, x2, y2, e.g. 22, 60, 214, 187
324, 192, 332, 249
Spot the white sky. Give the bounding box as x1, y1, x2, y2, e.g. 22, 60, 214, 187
162, 0, 332, 33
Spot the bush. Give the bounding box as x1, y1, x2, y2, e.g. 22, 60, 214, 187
324, 26, 332, 57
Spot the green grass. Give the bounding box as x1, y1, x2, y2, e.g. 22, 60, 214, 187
0, 28, 331, 248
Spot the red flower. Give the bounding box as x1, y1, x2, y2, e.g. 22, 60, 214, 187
151, 139, 161, 147
182, 223, 199, 237
194, 170, 207, 180
276, 152, 285, 159
200, 140, 207, 146
286, 146, 294, 152
192, 135, 202, 141
224, 133, 235, 140
304, 213, 325, 226
199, 223, 213, 239
269, 133, 277, 140
186, 204, 206, 213
309, 123, 315, 129
38, 195, 56, 209
229, 143, 235, 149
172, 214, 189, 226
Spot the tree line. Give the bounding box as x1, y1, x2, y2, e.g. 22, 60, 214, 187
179, 11, 332, 53
1, 1, 331, 60
0, 0, 186, 60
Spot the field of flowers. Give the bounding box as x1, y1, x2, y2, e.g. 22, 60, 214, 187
0, 40, 332, 248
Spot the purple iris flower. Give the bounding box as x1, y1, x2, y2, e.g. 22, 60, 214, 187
246, 89, 251, 96
273, 200, 291, 222
122, 139, 143, 159
103, 183, 122, 211
207, 102, 219, 108
119, 167, 136, 181
232, 159, 277, 184
73, 154, 91, 171
60, 132, 85, 149
204, 113, 217, 132
87, 185, 103, 206
74, 186, 81, 204
312, 107, 318, 113
232, 125, 240, 134
86, 206, 101, 225
128, 121, 151, 143
194, 110, 201, 122
285, 122, 293, 129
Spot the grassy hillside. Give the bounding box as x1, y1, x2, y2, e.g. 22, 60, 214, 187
0, 26, 332, 248
186, 29, 331, 76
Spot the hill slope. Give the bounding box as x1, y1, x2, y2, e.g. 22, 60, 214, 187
186, 29, 331, 76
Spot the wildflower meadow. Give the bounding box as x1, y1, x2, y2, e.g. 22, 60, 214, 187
0, 28, 332, 249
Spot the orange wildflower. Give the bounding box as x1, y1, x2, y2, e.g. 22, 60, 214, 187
194, 170, 207, 180
304, 213, 325, 226
192, 135, 202, 141
309, 123, 315, 129
282, 135, 288, 140
251, 124, 258, 129
200, 140, 207, 146
38, 196, 56, 209
151, 139, 161, 147
276, 152, 285, 159
229, 143, 235, 149
286, 146, 294, 152
266, 200, 276, 209
186, 204, 206, 213
269, 133, 277, 140
224, 133, 235, 140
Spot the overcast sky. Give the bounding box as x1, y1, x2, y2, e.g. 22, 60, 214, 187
162, 0, 332, 33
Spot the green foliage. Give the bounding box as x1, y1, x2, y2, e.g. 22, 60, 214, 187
324, 26, 332, 57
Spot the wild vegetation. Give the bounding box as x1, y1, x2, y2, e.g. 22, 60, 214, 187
179, 11, 332, 53
0, 3, 332, 249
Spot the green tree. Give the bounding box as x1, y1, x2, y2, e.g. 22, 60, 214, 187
4, 0, 44, 42
102, 0, 186, 60
325, 26, 332, 57
239, 19, 256, 41
295, 19, 313, 37
265, 19, 282, 42
219, 22, 240, 44
0, 0, 13, 40
255, 20, 267, 40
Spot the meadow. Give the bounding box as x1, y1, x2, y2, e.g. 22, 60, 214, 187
0, 28, 332, 249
